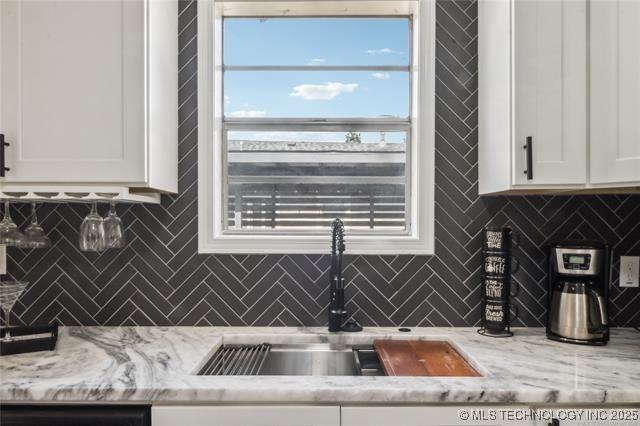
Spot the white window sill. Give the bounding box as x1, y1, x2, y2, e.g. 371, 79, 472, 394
197, 233, 434, 255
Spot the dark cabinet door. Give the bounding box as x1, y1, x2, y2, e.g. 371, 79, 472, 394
1, 405, 151, 426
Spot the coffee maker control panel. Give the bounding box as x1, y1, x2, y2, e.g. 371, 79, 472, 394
562, 253, 591, 270
554, 248, 603, 276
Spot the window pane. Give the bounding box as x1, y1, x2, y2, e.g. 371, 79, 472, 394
224, 71, 409, 118
224, 18, 410, 66
225, 131, 408, 231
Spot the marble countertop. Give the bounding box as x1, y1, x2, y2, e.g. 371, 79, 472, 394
1, 327, 639, 404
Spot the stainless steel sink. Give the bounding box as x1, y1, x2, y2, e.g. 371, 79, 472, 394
197, 342, 384, 376
259, 343, 357, 376
197, 340, 483, 378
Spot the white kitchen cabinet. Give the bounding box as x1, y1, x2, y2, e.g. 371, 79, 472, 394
341, 406, 535, 426
0, 0, 177, 193
150, 405, 639, 426
530, 407, 640, 426
151, 406, 340, 426
479, 0, 587, 194
590, 0, 640, 186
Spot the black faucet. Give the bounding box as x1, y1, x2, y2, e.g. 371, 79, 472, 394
328, 218, 362, 333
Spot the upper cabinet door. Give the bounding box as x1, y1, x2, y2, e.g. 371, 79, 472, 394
590, 0, 640, 185
512, 0, 587, 186
0, 0, 145, 183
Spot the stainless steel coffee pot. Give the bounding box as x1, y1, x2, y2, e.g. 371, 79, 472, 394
548, 281, 608, 341
546, 242, 609, 345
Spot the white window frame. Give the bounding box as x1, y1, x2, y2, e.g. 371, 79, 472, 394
198, 0, 435, 254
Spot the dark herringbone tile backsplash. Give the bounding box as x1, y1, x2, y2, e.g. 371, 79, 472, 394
5, 0, 640, 327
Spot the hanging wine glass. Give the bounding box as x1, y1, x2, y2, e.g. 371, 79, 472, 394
78, 201, 105, 252
103, 201, 126, 249
20, 203, 51, 249
0, 202, 26, 247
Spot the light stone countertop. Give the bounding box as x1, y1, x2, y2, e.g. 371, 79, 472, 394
1, 327, 639, 404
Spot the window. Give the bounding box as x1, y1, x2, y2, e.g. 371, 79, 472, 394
224, 17, 410, 232
198, 0, 435, 254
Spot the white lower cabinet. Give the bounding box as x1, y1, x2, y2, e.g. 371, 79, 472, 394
341, 406, 534, 426
151, 406, 340, 426
530, 407, 640, 426
152, 405, 536, 426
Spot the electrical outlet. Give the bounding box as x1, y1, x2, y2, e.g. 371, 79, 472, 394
620, 256, 639, 288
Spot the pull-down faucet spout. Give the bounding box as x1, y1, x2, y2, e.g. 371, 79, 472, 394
328, 218, 362, 333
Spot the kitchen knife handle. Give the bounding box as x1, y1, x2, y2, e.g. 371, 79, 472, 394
523, 136, 533, 180
0, 133, 9, 177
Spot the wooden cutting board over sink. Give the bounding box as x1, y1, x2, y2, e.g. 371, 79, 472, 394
373, 340, 481, 377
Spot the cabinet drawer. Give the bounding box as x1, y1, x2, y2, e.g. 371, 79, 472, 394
1, 404, 151, 426
152, 405, 340, 426
341, 406, 534, 426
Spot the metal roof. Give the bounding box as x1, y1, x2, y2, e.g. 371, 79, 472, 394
227, 140, 406, 153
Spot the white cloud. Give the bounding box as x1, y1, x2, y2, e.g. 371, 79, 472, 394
309, 58, 326, 65
366, 48, 397, 55
227, 110, 267, 118
371, 72, 391, 80
224, 95, 230, 104
290, 82, 358, 100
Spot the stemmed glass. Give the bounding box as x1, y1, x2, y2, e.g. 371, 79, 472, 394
0, 281, 28, 342
20, 203, 51, 249
104, 201, 126, 248
0, 202, 26, 247
79, 201, 105, 252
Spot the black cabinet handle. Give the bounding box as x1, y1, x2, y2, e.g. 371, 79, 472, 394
523, 136, 533, 180
0, 133, 9, 177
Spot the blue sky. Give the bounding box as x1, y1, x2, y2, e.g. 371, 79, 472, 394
223, 18, 410, 122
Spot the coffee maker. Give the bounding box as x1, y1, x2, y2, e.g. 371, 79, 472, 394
546, 241, 610, 345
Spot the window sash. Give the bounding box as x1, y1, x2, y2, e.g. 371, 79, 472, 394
197, 0, 434, 254
223, 65, 410, 71
220, 13, 413, 235
224, 118, 410, 132
217, 1, 418, 18
221, 15, 413, 120
222, 122, 412, 234
198, 0, 433, 253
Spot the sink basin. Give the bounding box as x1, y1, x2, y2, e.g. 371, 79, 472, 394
259, 343, 356, 376
196, 339, 482, 377
197, 342, 383, 376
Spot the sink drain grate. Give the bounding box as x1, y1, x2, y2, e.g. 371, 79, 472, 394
198, 343, 272, 376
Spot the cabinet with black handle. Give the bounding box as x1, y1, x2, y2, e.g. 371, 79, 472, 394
479, 0, 589, 194
480, 0, 640, 194
0, 133, 9, 177
0, 405, 151, 426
